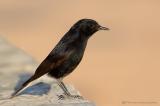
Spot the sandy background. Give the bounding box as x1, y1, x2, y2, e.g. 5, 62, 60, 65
0, 0, 160, 106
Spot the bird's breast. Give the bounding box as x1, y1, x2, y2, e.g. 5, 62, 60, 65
69, 50, 83, 64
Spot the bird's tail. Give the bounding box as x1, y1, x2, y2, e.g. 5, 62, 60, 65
10, 75, 37, 98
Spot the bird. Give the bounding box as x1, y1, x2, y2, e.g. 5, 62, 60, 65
10, 19, 109, 99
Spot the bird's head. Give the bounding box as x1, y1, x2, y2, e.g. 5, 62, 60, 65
70, 19, 109, 38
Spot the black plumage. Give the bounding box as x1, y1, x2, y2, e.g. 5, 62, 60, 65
11, 19, 109, 99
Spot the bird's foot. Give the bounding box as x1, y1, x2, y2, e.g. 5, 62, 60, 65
57, 94, 65, 100
69, 95, 84, 99
57, 94, 83, 100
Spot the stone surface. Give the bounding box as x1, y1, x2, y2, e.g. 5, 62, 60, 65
0, 36, 95, 106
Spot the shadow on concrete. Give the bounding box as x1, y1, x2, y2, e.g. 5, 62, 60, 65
14, 73, 51, 96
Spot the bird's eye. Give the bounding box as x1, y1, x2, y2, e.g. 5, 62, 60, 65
89, 25, 94, 29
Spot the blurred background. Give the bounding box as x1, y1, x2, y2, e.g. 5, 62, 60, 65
0, 0, 160, 106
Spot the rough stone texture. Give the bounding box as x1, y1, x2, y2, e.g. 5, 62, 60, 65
0, 36, 95, 106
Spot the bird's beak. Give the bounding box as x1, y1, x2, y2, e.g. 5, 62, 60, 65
98, 26, 109, 30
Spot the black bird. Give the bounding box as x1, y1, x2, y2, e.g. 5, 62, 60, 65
11, 19, 109, 99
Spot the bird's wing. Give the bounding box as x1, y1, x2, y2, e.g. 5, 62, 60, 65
31, 46, 76, 82
10, 49, 74, 98
34, 54, 67, 77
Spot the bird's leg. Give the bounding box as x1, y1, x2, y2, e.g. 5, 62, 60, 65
56, 79, 83, 99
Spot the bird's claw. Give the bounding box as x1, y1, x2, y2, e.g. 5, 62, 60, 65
71, 95, 84, 99
57, 94, 83, 100
57, 94, 65, 100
